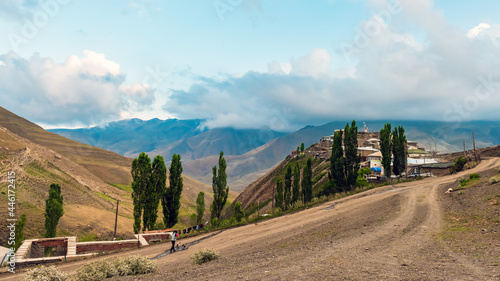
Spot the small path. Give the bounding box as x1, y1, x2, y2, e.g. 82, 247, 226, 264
152, 230, 224, 260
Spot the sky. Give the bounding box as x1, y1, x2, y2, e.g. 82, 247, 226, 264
0, 0, 499, 131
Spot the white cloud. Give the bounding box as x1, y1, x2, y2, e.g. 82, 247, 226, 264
467, 23, 491, 38
0, 51, 155, 126
166, 0, 500, 131
290, 48, 331, 77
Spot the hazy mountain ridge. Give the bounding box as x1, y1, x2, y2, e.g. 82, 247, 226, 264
184, 120, 500, 191
50, 119, 288, 161
49, 117, 500, 192
0, 107, 221, 243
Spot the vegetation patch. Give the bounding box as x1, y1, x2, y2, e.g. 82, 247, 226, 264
23, 265, 70, 281
79, 233, 99, 242
244, 198, 272, 217
96, 192, 116, 203
75, 255, 157, 280
191, 248, 220, 265
457, 173, 481, 190
110, 183, 133, 192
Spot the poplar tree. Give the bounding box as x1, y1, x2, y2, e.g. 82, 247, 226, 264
131, 152, 151, 233
392, 125, 407, 176
284, 165, 292, 210
380, 123, 392, 178
14, 214, 26, 251
330, 130, 344, 188
302, 157, 313, 203
275, 179, 284, 210
142, 155, 166, 230
292, 163, 301, 204
211, 151, 229, 225
163, 154, 183, 228
196, 191, 205, 225
45, 183, 64, 238
344, 121, 361, 189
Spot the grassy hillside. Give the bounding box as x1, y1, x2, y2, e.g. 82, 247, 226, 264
0, 106, 132, 186
234, 147, 330, 213
0, 106, 226, 245
184, 120, 500, 192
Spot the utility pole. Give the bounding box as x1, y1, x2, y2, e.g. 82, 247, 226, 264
113, 200, 119, 240
257, 200, 260, 218
405, 140, 408, 182
472, 132, 477, 162
463, 141, 466, 157
272, 183, 274, 210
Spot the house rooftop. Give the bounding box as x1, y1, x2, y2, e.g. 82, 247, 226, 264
368, 151, 382, 157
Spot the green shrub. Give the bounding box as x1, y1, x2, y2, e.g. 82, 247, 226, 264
450, 157, 468, 173
489, 177, 498, 185
75, 255, 157, 280
233, 202, 245, 222
291, 201, 304, 209
75, 259, 115, 280
23, 265, 70, 281
191, 248, 220, 265
469, 173, 480, 180
211, 217, 218, 228
119, 255, 157, 275
495, 167, 500, 174
272, 207, 282, 215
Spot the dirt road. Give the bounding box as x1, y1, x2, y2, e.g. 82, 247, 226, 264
4, 158, 500, 280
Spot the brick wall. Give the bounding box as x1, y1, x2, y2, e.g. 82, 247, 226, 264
142, 233, 171, 242
76, 241, 140, 254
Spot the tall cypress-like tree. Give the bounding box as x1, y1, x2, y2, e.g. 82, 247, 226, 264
45, 183, 64, 238
392, 126, 407, 176
141, 155, 166, 230
302, 157, 313, 203
330, 130, 345, 188
380, 123, 392, 178
344, 121, 361, 189
131, 152, 151, 233
275, 179, 284, 210
162, 154, 183, 228
210, 151, 229, 224
196, 192, 205, 225
284, 165, 292, 210
292, 163, 301, 204
14, 214, 26, 251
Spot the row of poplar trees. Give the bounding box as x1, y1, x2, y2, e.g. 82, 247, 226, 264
380, 123, 407, 178
274, 156, 314, 210
323, 120, 362, 195
131, 151, 230, 232
131, 153, 183, 233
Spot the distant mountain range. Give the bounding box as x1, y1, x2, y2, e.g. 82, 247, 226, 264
50, 119, 500, 192
0, 106, 226, 242
50, 119, 287, 161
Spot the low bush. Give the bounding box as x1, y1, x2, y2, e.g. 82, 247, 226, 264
75, 255, 157, 280
23, 265, 70, 281
469, 173, 480, 180
120, 255, 157, 275
75, 259, 113, 280
191, 248, 220, 265
489, 177, 498, 185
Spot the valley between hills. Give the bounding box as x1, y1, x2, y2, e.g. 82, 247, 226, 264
1, 105, 499, 280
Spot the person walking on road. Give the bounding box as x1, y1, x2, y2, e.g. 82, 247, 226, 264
170, 230, 178, 253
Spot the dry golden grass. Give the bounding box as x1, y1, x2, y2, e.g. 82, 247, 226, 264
0, 106, 225, 244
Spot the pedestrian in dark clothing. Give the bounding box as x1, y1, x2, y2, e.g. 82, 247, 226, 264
170, 230, 178, 253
